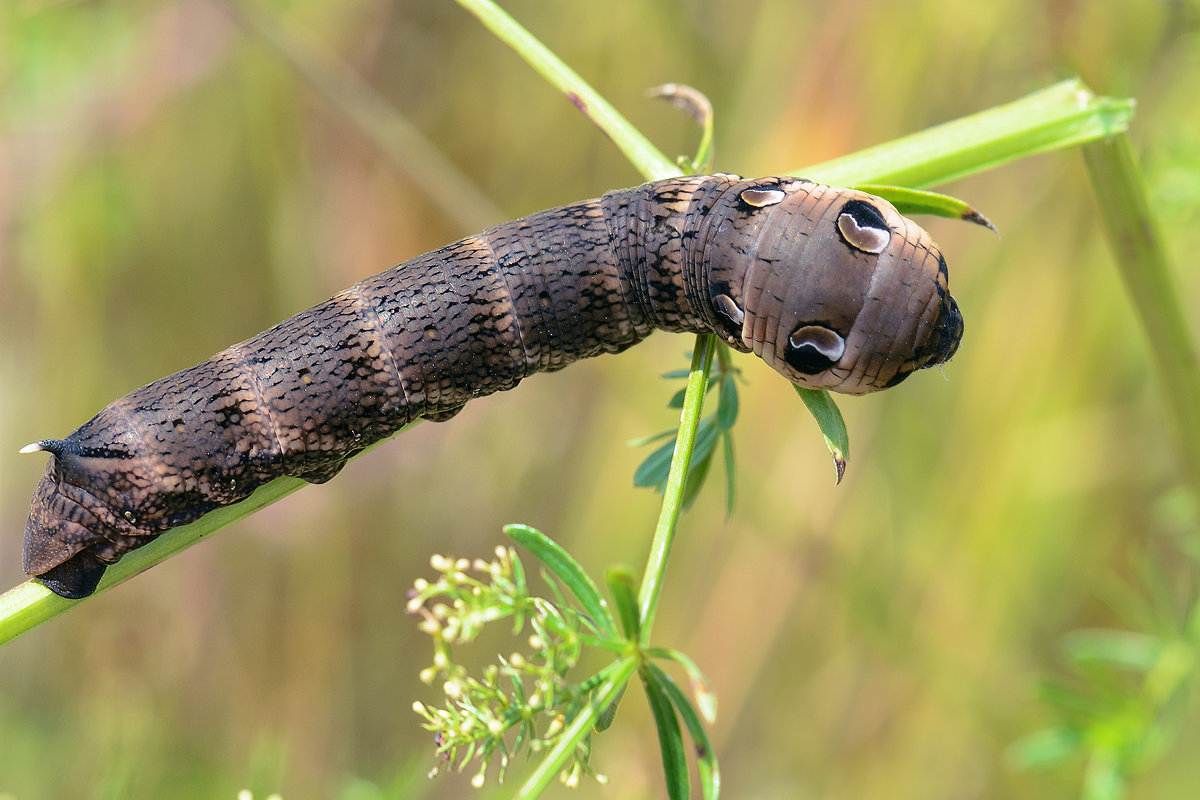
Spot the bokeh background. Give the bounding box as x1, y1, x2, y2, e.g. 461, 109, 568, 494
2, 1, 1199, 798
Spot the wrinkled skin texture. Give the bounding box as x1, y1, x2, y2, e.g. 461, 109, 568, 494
22, 175, 963, 598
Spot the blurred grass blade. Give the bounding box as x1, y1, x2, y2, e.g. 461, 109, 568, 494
795, 387, 850, 484
643, 661, 720, 800
641, 666, 690, 800
219, 0, 504, 232
1082, 133, 1200, 494
454, 0, 677, 182
853, 185, 997, 231
801, 78, 1134, 187
504, 524, 618, 639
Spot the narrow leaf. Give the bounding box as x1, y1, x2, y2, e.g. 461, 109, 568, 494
645, 647, 718, 724
594, 681, 628, 734
503, 524, 618, 639
795, 387, 849, 484
679, 445, 716, 510
634, 437, 677, 488
853, 184, 997, 231
642, 667, 690, 800
1008, 726, 1084, 771
606, 565, 641, 642
716, 374, 739, 431
801, 78, 1134, 188
722, 432, 736, 519
627, 428, 676, 448
1063, 629, 1163, 673
644, 661, 720, 800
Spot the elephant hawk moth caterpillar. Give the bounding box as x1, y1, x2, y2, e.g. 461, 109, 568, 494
21, 174, 963, 599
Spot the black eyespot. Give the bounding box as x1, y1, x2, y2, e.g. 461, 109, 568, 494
836, 199, 891, 254
785, 324, 846, 375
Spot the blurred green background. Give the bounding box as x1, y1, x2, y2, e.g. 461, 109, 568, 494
2, 0, 1199, 798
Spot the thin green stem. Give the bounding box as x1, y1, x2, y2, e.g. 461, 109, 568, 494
453, 0, 678, 181
637, 336, 716, 644
511, 653, 640, 799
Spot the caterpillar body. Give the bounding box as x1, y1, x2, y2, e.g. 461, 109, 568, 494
21, 174, 963, 598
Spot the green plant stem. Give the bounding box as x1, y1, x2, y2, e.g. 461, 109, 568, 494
511, 653, 640, 799
637, 336, 716, 644
1082, 133, 1200, 495
801, 78, 1133, 188
453, 0, 678, 182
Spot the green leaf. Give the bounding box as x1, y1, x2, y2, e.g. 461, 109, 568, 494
800, 78, 1134, 188
503, 524, 618, 640
634, 437, 678, 488
1008, 726, 1084, 771
594, 681, 628, 734
679, 444, 715, 510
635, 418, 719, 493
852, 184, 997, 231
794, 387, 849, 484
721, 432, 736, 519
642, 666, 690, 800
643, 661, 720, 800
645, 647, 718, 724
1063, 629, 1164, 673
606, 565, 641, 642
626, 428, 676, 448
716, 373, 739, 431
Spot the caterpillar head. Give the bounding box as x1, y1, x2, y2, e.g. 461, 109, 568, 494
706, 178, 962, 395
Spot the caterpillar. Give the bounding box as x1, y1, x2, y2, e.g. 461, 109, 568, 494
21, 174, 963, 599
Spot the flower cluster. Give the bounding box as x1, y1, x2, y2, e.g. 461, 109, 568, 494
408, 547, 607, 789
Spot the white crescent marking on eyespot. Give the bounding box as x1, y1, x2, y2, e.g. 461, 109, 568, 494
789, 327, 846, 361
714, 294, 745, 326
837, 212, 891, 254
740, 188, 786, 208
